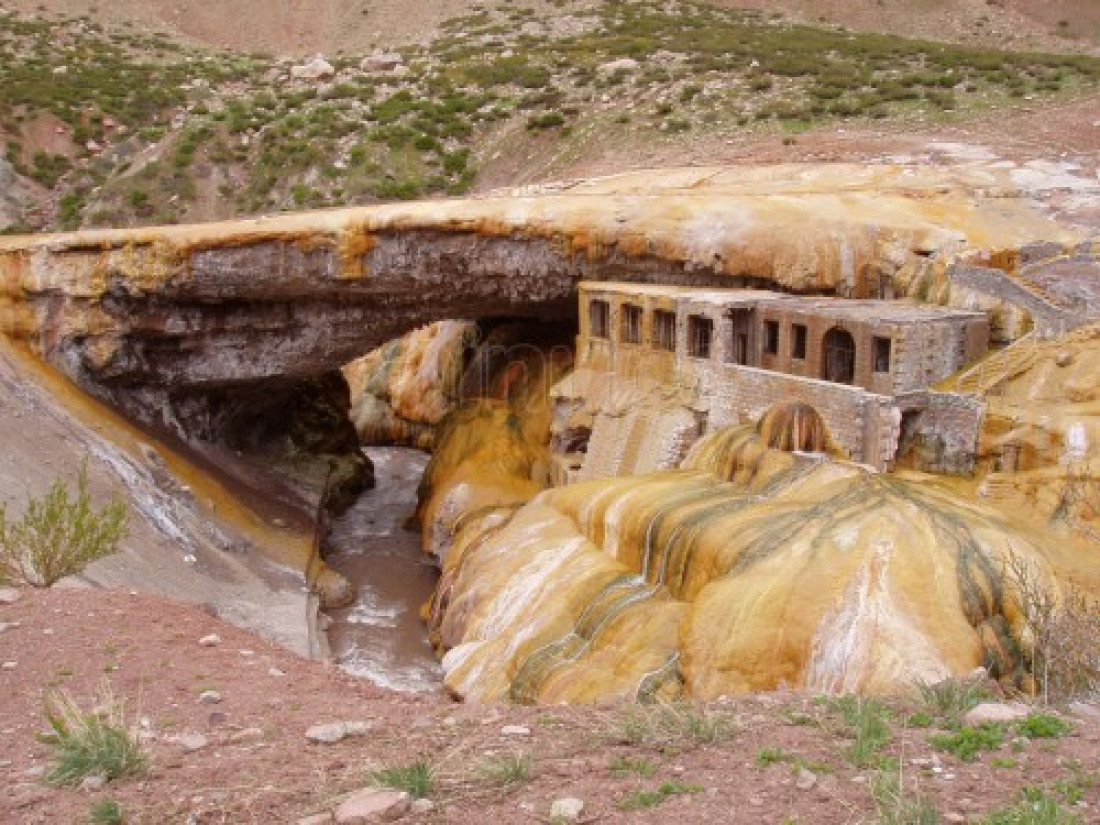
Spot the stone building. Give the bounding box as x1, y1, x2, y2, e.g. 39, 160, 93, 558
552, 283, 989, 480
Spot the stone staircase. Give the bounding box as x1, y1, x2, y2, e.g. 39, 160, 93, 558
952, 332, 1040, 395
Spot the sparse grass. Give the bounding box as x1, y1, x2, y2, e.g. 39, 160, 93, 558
928, 723, 1005, 762
756, 747, 792, 767
480, 751, 532, 787
615, 702, 734, 748
617, 780, 703, 811
88, 799, 125, 825
872, 769, 940, 825
826, 696, 893, 767
609, 755, 657, 778
38, 689, 147, 787
914, 676, 989, 727
981, 789, 1082, 824
370, 758, 435, 799
0, 462, 128, 587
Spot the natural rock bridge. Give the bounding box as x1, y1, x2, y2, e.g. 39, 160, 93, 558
0, 163, 1091, 459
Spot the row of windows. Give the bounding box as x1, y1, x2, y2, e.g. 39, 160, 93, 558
763, 319, 891, 373
588, 300, 892, 373
591, 301, 688, 353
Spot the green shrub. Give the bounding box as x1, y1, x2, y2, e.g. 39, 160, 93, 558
0, 463, 128, 587
39, 690, 147, 787
914, 676, 989, 726
928, 723, 1004, 762
1015, 714, 1072, 740
527, 111, 566, 129
88, 798, 125, 825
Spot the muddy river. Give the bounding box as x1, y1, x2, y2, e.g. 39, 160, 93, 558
325, 447, 443, 694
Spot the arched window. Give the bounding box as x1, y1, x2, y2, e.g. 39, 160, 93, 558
822, 327, 856, 384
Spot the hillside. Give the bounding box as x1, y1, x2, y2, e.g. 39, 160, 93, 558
0, 0, 1097, 234
3, 0, 1097, 56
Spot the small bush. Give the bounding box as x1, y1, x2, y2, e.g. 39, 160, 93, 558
1015, 714, 1072, 740
527, 111, 565, 130
0, 463, 128, 587
39, 690, 147, 787
88, 799, 125, 825
914, 676, 989, 726
928, 723, 1004, 762
371, 758, 434, 799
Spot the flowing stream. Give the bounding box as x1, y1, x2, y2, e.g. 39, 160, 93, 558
325, 447, 443, 693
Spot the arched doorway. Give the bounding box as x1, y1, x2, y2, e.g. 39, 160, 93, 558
822, 327, 856, 384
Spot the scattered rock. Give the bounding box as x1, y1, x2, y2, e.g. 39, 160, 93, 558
198, 691, 222, 705
298, 814, 333, 825
306, 721, 373, 744
269, 667, 286, 677
2, 661, 17, 670
963, 702, 1030, 726
1055, 350, 1075, 367
334, 789, 410, 824
172, 733, 209, 753
500, 725, 530, 737
0, 586, 20, 604
198, 634, 221, 647
80, 774, 107, 792
360, 53, 404, 73
291, 55, 336, 81
0, 621, 19, 634
795, 768, 818, 791
550, 797, 584, 821
598, 57, 639, 73
410, 799, 434, 814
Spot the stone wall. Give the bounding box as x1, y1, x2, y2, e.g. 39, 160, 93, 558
691, 359, 893, 465
895, 390, 985, 475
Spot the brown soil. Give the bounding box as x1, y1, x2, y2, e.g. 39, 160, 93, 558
2, 587, 1097, 824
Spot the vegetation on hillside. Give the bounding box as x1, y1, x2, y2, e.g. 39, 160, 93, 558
0, 0, 1097, 232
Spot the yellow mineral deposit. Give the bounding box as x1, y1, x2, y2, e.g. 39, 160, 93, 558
428, 403, 1098, 703
345, 320, 477, 449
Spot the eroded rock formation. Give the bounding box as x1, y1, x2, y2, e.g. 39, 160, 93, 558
428, 408, 1098, 702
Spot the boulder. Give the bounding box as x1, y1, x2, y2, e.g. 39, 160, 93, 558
334, 789, 410, 824
291, 56, 336, 81
963, 703, 1031, 727
360, 53, 403, 73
